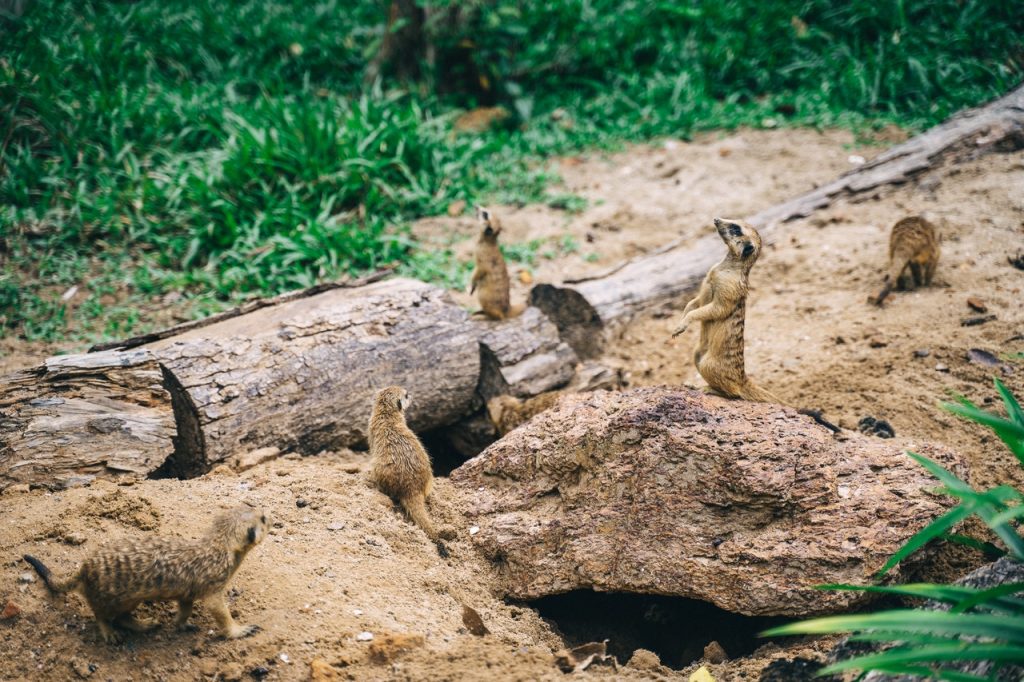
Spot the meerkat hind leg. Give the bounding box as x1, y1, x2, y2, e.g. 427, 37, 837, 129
909, 261, 924, 287
174, 599, 197, 631
115, 612, 159, 633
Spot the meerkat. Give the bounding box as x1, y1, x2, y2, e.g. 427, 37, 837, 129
470, 207, 512, 320
671, 218, 778, 403
368, 386, 449, 558
23, 505, 268, 644
871, 215, 939, 305
486, 391, 562, 436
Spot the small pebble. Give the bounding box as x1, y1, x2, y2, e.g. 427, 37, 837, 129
469, 526, 480, 535
296, 498, 309, 508
353, 609, 363, 616
913, 349, 930, 358
868, 337, 887, 348
327, 522, 344, 531
279, 653, 291, 664
1, 600, 21, 620
966, 297, 988, 313
935, 363, 950, 372
18, 573, 35, 584
356, 631, 374, 642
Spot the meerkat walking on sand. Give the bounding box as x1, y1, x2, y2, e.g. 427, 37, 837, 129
470, 207, 512, 320
871, 215, 939, 305
368, 386, 449, 557
672, 218, 778, 403
23, 505, 268, 644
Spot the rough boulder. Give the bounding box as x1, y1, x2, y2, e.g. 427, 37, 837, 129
450, 387, 964, 616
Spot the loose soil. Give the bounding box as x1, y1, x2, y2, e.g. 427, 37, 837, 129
2, 126, 1022, 681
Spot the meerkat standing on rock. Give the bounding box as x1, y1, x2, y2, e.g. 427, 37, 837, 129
470, 207, 512, 320
23, 505, 268, 644
871, 215, 939, 305
368, 386, 450, 558
672, 218, 778, 403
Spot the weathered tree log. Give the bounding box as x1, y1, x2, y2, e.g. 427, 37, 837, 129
143, 277, 481, 473
477, 307, 578, 400
450, 387, 965, 616
532, 83, 1024, 358
0, 350, 175, 490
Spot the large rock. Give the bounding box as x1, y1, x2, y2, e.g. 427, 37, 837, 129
450, 387, 965, 616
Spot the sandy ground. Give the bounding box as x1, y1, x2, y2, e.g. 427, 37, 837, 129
2, 126, 1023, 681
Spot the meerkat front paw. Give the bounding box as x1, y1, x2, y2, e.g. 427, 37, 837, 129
671, 322, 689, 337
225, 623, 261, 639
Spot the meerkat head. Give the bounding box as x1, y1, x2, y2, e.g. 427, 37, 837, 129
713, 217, 762, 262
207, 505, 269, 551
374, 385, 411, 417
476, 206, 502, 240
486, 394, 520, 428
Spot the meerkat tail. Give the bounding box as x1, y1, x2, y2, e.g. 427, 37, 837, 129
737, 382, 780, 404
874, 256, 910, 305
23, 555, 80, 594
400, 493, 448, 557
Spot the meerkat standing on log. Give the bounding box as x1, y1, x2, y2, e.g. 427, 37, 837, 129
871, 215, 939, 305
671, 218, 778, 403
23, 505, 268, 644
470, 207, 512, 320
368, 386, 450, 558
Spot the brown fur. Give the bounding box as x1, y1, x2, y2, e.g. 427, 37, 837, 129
672, 218, 778, 403
486, 392, 562, 435
872, 215, 939, 305
24, 505, 268, 644
368, 386, 449, 557
470, 207, 512, 320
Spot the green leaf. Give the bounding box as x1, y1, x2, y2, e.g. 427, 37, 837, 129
876, 500, 975, 576
763, 609, 1024, 643
821, 642, 1024, 673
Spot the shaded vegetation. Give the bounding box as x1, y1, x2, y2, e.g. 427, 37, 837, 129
1, 0, 1022, 342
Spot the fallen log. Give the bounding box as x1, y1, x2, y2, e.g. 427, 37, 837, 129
531, 83, 1024, 357
144, 277, 481, 474
450, 387, 965, 616
0, 350, 176, 489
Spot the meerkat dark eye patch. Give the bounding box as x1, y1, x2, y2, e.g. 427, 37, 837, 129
742, 243, 755, 258
729, 224, 743, 237
261, 515, 266, 524
247, 526, 257, 543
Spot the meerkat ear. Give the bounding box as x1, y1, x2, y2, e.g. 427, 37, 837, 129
247, 526, 257, 544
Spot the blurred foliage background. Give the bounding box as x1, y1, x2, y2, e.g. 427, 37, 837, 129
1, 0, 1022, 342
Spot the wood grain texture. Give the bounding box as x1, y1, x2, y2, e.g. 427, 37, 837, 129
0, 349, 175, 489
144, 278, 480, 467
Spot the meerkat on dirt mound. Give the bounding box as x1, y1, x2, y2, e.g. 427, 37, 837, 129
23, 504, 268, 644
871, 215, 939, 305
368, 386, 450, 558
671, 218, 778, 403
470, 206, 512, 320
486, 391, 562, 436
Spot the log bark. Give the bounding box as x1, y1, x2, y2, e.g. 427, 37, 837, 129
477, 307, 578, 400
144, 277, 481, 472
532, 83, 1024, 357
0, 350, 175, 490
450, 387, 965, 616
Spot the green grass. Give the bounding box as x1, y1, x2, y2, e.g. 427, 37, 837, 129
2, 0, 1022, 342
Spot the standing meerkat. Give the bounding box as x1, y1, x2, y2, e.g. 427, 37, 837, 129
671, 218, 778, 403
368, 386, 449, 557
871, 215, 939, 305
486, 392, 562, 436
470, 206, 512, 320
23, 505, 268, 644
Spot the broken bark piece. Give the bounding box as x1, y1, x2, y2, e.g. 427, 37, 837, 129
477, 306, 578, 400
0, 350, 176, 490
461, 605, 489, 636
553, 641, 613, 673
962, 314, 997, 327
452, 387, 964, 616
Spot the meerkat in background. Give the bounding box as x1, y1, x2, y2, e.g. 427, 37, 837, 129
486, 391, 562, 436
470, 207, 512, 320
871, 215, 939, 305
368, 386, 449, 558
23, 505, 268, 644
672, 218, 778, 403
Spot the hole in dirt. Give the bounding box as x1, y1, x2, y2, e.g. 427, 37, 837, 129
421, 430, 475, 477
529, 590, 790, 669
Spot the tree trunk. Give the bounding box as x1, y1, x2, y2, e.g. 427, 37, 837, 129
531, 83, 1024, 358
0, 349, 176, 489
144, 277, 481, 474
